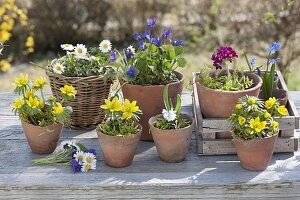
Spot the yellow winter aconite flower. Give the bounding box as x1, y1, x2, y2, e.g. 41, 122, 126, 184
52, 102, 64, 115
238, 116, 246, 125
0, 60, 11, 72
272, 121, 279, 127
247, 97, 256, 105
39, 99, 44, 109
60, 85, 77, 97
235, 104, 242, 110
277, 105, 287, 116
264, 112, 271, 119
26, 96, 39, 109
49, 95, 55, 101
100, 96, 122, 112
250, 117, 266, 133
25, 36, 34, 48
24, 89, 35, 98
10, 97, 24, 109
121, 99, 139, 119
0, 30, 11, 41
14, 73, 28, 88
33, 77, 46, 89
265, 97, 276, 109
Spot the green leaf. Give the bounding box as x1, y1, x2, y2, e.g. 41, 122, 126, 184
163, 61, 172, 69
175, 94, 181, 114
177, 57, 187, 68
174, 46, 184, 56
163, 85, 171, 110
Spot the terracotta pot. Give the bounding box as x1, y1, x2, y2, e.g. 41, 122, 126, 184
21, 121, 63, 154
259, 89, 288, 106
96, 125, 142, 168
149, 114, 194, 163
216, 131, 232, 139
196, 70, 262, 118
121, 71, 184, 141
233, 134, 278, 171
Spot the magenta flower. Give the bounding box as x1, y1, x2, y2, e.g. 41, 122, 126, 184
211, 46, 238, 69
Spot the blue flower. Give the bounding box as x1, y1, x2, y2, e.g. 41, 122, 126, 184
268, 58, 280, 65
139, 40, 147, 51
126, 66, 137, 78
161, 28, 172, 40
125, 48, 135, 59
172, 40, 184, 46
150, 36, 161, 47
249, 57, 256, 66
85, 148, 97, 156
146, 18, 156, 30
133, 33, 140, 41
71, 159, 82, 173
110, 51, 117, 62
257, 68, 261, 76
267, 42, 281, 52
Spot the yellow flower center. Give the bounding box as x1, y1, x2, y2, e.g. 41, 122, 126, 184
85, 164, 91, 171
78, 155, 83, 161
248, 98, 256, 105
86, 157, 93, 163
77, 48, 82, 53
103, 44, 108, 49
56, 65, 62, 71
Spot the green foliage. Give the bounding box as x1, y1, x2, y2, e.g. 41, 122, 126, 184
153, 117, 191, 130
263, 12, 276, 24
198, 71, 253, 91
98, 120, 139, 137
262, 64, 276, 100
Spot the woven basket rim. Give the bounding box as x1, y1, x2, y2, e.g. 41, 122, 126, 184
46, 71, 106, 79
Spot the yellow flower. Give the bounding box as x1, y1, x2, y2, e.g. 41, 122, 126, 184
247, 97, 256, 105
250, 117, 266, 133
14, 73, 28, 88
25, 36, 34, 48
272, 121, 279, 127
33, 77, 46, 89
26, 96, 39, 109
39, 99, 44, 109
24, 89, 35, 99
277, 105, 287, 116
100, 96, 122, 112
10, 97, 24, 109
0, 60, 11, 72
121, 99, 139, 119
0, 30, 11, 41
49, 95, 55, 101
265, 97, 276, 109
52, 102, 64, 115
60, 85, 77, 97
235, 104, 242, 110
238, 116, 246, 125
264, 112, 271, 119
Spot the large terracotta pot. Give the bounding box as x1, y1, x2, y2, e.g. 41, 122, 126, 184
96, 125, 142, 168
21, 121, 63, 154
121, 71, 184, 141
233, 134, 278, 171
149, 114, 194, 163
196, 70, 262, 118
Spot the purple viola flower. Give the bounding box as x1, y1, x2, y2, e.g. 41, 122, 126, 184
172, 40, 184, 46
133, 33, 140, 41
150, 36, 161, 47
267, 42, 281, 52
211, 46, 238, 69
71, 159, 82, 173
146, 18, 156, 30
125, 49, 134, 59
268, 58, 280, 66
249, 57, 256, 66
110, 51, 117, 62
86, 148, 97, 156
126, 66, 137, 78
139, 40, 147, 51
161, 28, 172, 40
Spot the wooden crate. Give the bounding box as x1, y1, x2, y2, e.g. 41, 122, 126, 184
192, 71, 299, 155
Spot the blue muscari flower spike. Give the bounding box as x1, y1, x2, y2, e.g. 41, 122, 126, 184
110, 51, 117, 62
146, 18, 156, 30
249, 57, 256, 66
71, 159, 81, 173
139, 40, 147, 51
268, 58, 280, 66
172, 40, 184, 46
257, 68, 261, 76
267, 42, 281, 52
126, 66, 137, 78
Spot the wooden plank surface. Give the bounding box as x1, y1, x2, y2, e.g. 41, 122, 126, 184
1, 92, 300, 198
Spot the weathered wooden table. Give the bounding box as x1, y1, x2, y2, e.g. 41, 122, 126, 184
1, 92, 300, 199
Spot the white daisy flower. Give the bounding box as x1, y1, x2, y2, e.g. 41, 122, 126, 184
127, 45, 135, 54
74, 44, 87, 59
81, 162, 96, 172
52, 63, 65, 74
99, 39, 112, 53
61, 44, 74, 51
83, 152, 97, 165
60, 140, 75, 150
162, 108, 177, 122
73, 151, 85, 164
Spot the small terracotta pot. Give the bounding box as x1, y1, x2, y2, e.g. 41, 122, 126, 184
259, 88, 288, 106
216, 131, 232, 139
196, 70, 262, 118
21, 121, 63, 154
121, 71, 184, 141
97, 125, 142, 168
149, 114, 194, 163
233, 134, 278, 171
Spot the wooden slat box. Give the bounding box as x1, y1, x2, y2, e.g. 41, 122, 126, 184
192, 71, 299, 155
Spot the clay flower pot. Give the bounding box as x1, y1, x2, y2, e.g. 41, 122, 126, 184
21, 121, 63, 154
121, 71, 184, 141
233, 134, 278, 171
149, 114, 194, 163
196, 70, 262, 118
96, 125, 142, 168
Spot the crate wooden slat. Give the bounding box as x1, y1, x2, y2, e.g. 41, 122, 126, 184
192, 71, 300, 155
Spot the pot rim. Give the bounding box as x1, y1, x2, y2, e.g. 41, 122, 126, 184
21, 120, 63, 128
96, 123, 142, 138
232, 133, 278, 142
196, 70, 262, 94
120, 71, 184, 88
149, 113, 194, 133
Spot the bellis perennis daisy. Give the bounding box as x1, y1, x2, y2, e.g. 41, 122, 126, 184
74, 44, 87, 59
61, 44, 74, 51
99, 39, 112, 53
53, 63, 65, 74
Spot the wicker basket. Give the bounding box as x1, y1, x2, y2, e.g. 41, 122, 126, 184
47, 72, 112, 129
